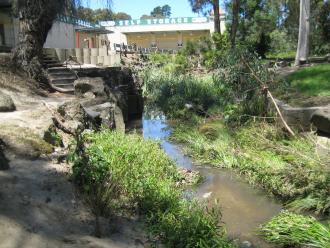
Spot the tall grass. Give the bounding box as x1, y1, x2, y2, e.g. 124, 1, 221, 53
260, 211, 330, 248
170, 120, 330, 216
71, 130, 234, 247
142, 69, 222, 118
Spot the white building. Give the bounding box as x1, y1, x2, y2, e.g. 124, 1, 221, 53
101, 12, 226, 51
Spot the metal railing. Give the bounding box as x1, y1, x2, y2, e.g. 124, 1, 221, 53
113, 43, 176, 55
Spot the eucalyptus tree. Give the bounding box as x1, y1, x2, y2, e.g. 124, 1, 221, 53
188, 0, 221, 33
11, 0, 111, 83
295, 0, 310, 65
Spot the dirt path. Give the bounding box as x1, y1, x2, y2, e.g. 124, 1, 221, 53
0, 91, 146, 248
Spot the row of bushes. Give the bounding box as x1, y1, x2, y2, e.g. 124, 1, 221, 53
71, 130, 234, 247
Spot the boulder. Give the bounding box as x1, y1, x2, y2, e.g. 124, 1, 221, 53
0, 125, 53, 159
0, 139, 9, 170
311, 108, 330, 134
74, 77, 106, 98
84, 102, 115, 129
0, 91, 15, 112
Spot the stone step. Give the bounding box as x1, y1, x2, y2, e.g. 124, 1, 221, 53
51, 84, 74, 93
52, 83, 74, 88
44, 60, 61, 65
49, 73, 77, 80
47, 67, 71, 73
46, 63, 64, 68
50, 78, 75, 85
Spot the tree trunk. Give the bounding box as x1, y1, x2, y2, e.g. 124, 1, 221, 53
295, 0, 310, 66
231, 0, 240, 47
213, 0, 221, 33
12, 0, 64, 84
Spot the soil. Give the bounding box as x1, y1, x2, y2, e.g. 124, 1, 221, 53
0, 59, 147, 248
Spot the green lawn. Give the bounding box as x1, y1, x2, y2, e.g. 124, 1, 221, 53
287, 64, 330, 96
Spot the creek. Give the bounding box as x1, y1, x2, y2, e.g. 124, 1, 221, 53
128, 113, 283, 247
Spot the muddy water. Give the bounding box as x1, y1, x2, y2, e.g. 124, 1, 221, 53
132, 114, 282, 247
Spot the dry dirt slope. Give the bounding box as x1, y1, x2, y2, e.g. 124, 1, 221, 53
0, 57, 146, 248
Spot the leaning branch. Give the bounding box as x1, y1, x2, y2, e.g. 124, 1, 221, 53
241, 58, 295, 136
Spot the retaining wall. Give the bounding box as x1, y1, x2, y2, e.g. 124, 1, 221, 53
43, 48, 121, 67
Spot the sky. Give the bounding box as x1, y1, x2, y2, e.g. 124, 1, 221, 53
88, 0, 201, 19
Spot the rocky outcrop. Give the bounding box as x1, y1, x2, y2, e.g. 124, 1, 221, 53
74, 67, 143, 121
274, 99, 329, 131
0, 124, 53, 159
0, 139, 9, 170
0, 91, 16, 112
74, 77, 106, 98
311, 108, 330, 134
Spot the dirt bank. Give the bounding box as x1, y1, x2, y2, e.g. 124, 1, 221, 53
0, 60, 147, 248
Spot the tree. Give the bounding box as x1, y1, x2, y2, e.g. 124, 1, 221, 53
188, 0, 221, 33
295, 0, 310, 66
113, 12, 132, 20
230, 0, 240, 47
150, 5, 172, 18
140, 14, 154, 19
11, 0, 111, 83
161, 4, 172, 17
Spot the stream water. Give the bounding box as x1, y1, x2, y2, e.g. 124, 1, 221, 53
129, 113, 283, 247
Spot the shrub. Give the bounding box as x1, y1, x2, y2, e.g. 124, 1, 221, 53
72, 130, 233, 247
260, 211, 330, 248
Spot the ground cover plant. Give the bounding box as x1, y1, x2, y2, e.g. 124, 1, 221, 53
71, 130, 234, 247
260, 211, 330, 248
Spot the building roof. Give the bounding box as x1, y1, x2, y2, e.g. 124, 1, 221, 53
75, 27, 113, 34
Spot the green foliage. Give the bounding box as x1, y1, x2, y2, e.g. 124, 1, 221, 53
287, 64, 330, 97
71, 130, 233, 247
144, 48, 275, 124
76, 6, 131, 23
201, 32, 230, 69
142, 69, 222, 118
170, 120, 330, 215
260, 211, 330, 248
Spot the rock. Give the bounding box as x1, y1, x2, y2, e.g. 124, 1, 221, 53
114, 106, 125, 133
83, 92, 95, 99
0, 125, 53, 159
240, 241, 253, 248
84, 102, 115, 129
58, 100, 86, 123
74, 77, 106, 98
0, 139, 9, 170
0, 91, 15, 112
311, 108, 330, 134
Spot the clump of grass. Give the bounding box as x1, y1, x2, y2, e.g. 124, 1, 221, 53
260, 211, 330, 248
170, 120, 330, 215
71, 130, 234, 247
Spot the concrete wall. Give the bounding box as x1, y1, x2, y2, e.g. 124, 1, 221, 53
44, 21, 75, 49
44, 47, 121, 67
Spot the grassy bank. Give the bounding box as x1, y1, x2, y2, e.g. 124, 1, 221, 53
71, 130, 234, 247
170, 119, 330, 216
260, 211, 330, 248
287, 64, 330, 97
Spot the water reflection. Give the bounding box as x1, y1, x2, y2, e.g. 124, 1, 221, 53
130, 112, 282, 247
